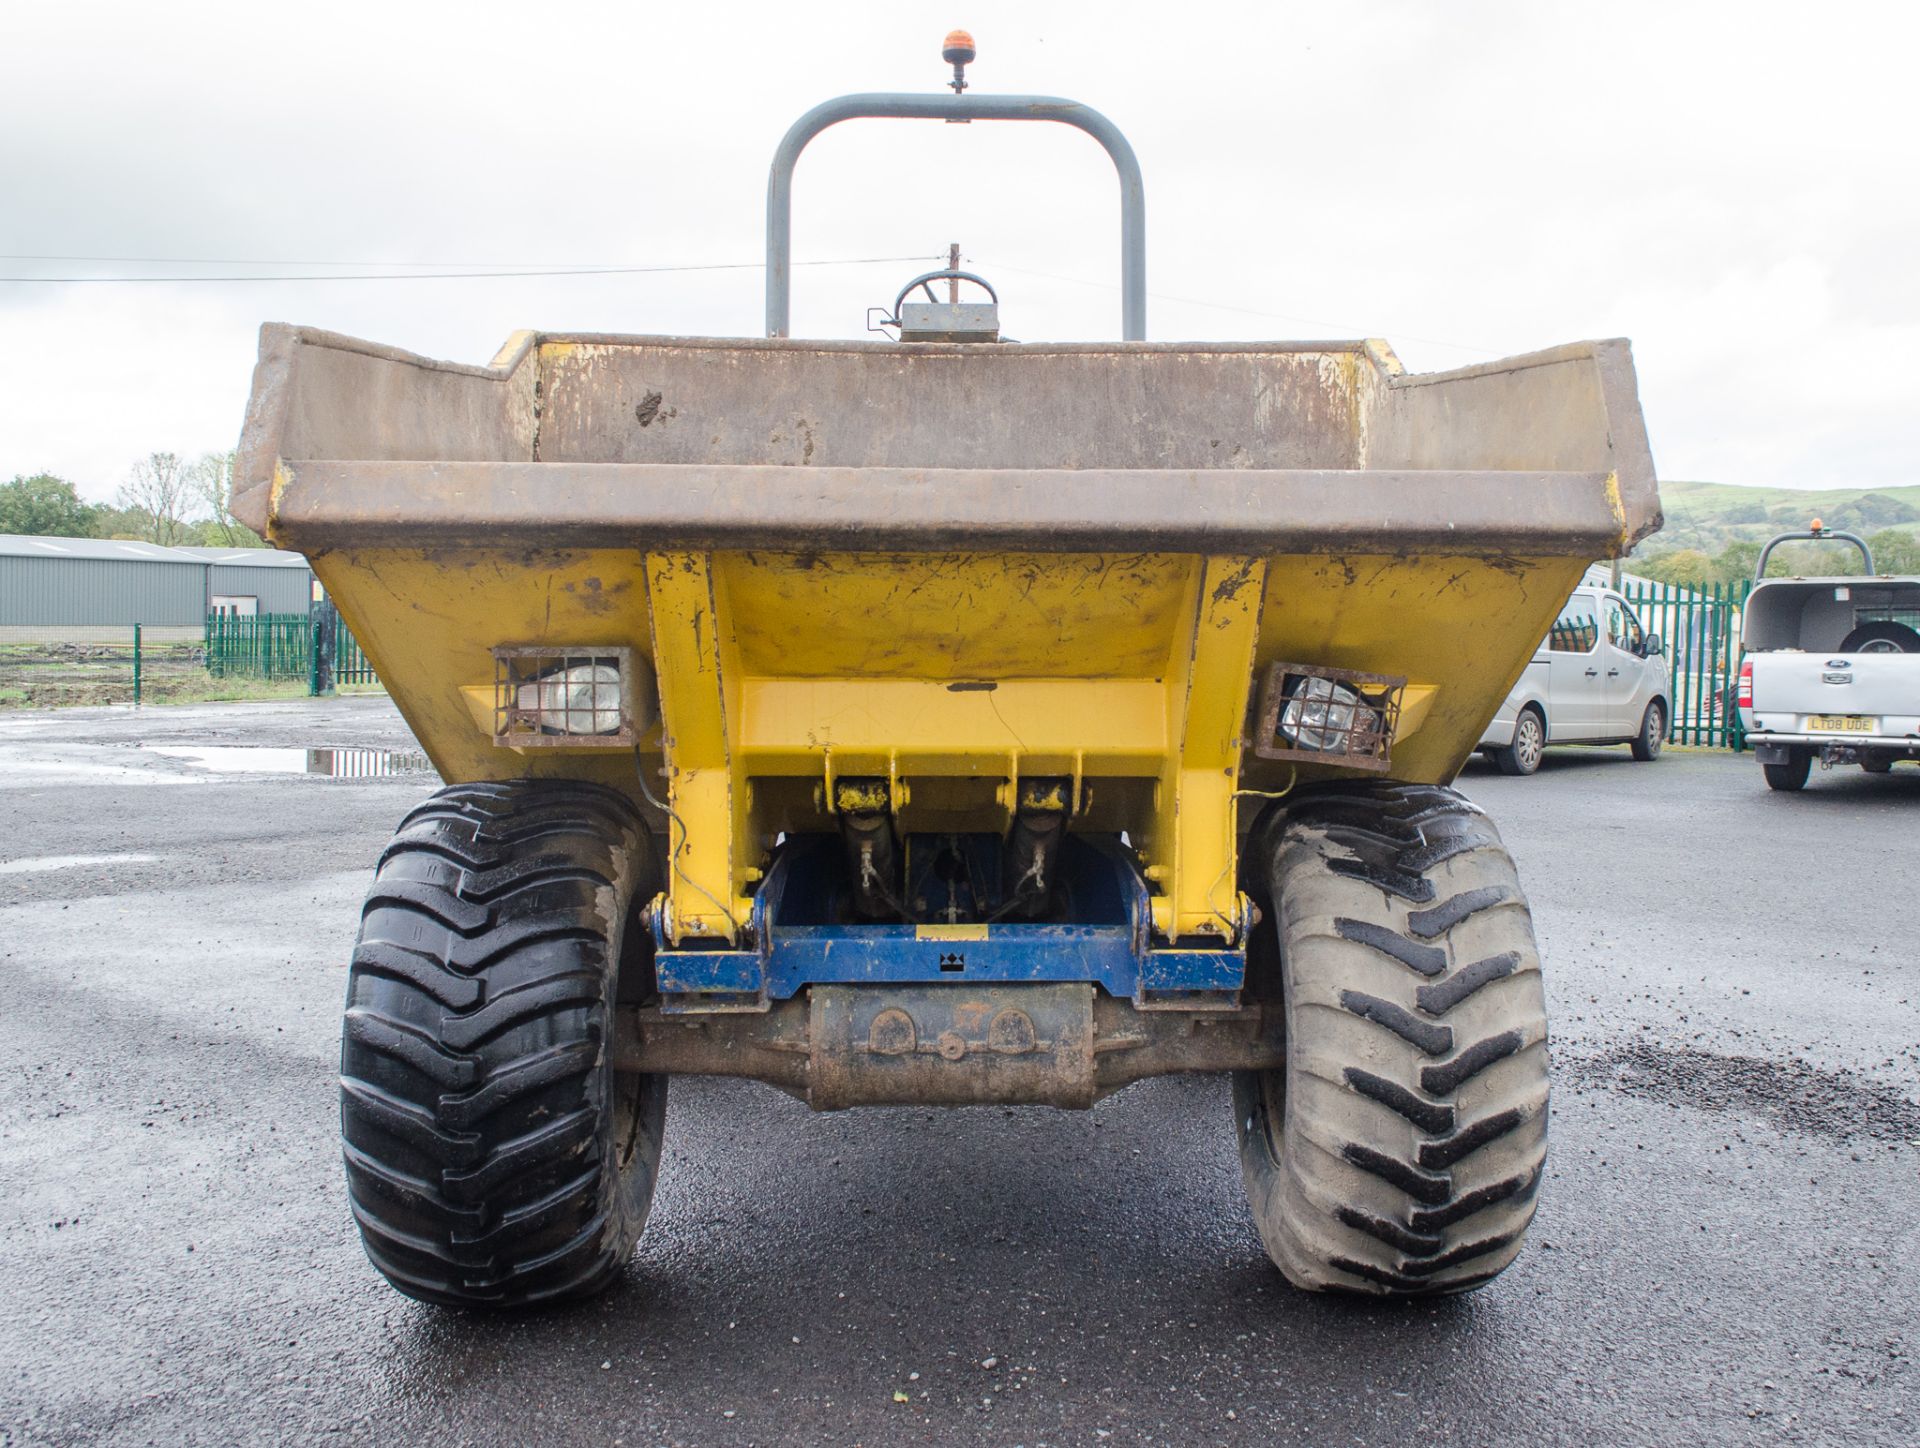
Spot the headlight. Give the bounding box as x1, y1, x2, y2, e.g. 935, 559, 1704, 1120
1279, 675, 1378, 753
493, 646, 647, 747
1251, 661, 1404, 770
516, 663, 625, 735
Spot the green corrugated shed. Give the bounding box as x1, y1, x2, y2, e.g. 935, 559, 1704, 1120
0, 535, 313, 625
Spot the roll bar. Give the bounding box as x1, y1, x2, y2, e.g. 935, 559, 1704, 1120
766, 92, 1146, 340
1754, 528, 1875, 582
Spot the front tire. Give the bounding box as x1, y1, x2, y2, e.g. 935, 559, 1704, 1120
339, 780, 666, 1308
1491, 708, 1545, 776
1762, 750, 1812, 792
1234, 782, 1549, 1296
1630, 700, 1665, 761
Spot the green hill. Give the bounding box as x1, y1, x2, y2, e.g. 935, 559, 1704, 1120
1660, 479, 1920, 522
1645, 481, 1920, 554
1630, 481, 1920, 584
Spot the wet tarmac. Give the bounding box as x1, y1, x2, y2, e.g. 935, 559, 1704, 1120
0, 699, 1915, 1446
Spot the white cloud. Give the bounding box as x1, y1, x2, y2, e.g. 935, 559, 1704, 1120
2, 0, 1916, 499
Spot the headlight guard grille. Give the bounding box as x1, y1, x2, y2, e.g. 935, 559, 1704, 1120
492, 645, 641, 747
1251, 660, 1405, 771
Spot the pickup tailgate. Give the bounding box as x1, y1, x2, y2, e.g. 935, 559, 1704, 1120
1745, 653, 1920, 737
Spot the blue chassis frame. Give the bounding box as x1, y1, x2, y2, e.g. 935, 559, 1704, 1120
654, 833, 1243, 1010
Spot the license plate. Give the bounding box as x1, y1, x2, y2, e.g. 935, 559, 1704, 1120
1807, 715, 1873, 732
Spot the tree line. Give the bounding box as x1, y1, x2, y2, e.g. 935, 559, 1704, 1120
1, 451, 262, 547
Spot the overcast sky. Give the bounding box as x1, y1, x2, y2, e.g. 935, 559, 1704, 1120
2, 0, 1915, 502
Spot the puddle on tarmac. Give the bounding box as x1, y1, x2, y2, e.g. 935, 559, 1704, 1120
143, 745, 433, 779
0, 852, 161, 875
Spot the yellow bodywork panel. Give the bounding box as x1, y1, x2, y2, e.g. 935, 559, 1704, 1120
310, 545, 1584, 947
1246, 553, 1589, 786
722, 550, 1196, 678
1148, 556, 1267, 941
645, 552, 754, 943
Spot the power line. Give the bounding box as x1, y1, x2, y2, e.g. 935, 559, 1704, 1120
1, 245, 1502, 354
0, 254, 940, 284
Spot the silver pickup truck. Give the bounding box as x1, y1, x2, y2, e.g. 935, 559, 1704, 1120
1737, 525, 1920, 790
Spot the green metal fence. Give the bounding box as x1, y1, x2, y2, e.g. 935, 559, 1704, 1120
1620, 579, 1751, 750
0, 624, 206, 708
337, 626, 379, 685
204, 612, 384, 693
204, 613, 311, 681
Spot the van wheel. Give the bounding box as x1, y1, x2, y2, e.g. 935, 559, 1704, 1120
339, 780, 666, 1309
1233, 782, 1548, 1295
1861, 756, 1894, 774
1762, 750, 1812, 792
1491, 708, 1545, 776
1629, 701, 1665, 761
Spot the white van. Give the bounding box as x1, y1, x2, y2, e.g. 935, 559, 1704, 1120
1476, 585, 1671, 775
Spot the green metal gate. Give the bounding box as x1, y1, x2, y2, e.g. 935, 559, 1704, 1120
204, 613, 311, 680
1619, 579, 1751, 750
335, 626, 379, 685
204, 612, 383, 692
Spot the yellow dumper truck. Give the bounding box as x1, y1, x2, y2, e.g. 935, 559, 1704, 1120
235, 39, 1660, 1307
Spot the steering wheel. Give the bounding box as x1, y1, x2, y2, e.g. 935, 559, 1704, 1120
889, 269, 999, 323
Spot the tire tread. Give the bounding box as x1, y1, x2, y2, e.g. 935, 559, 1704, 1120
1235, 780, 1549, 1297
339, 779, 665, 1309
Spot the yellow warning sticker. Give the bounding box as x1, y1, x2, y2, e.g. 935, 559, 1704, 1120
915, 924, 990, 941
